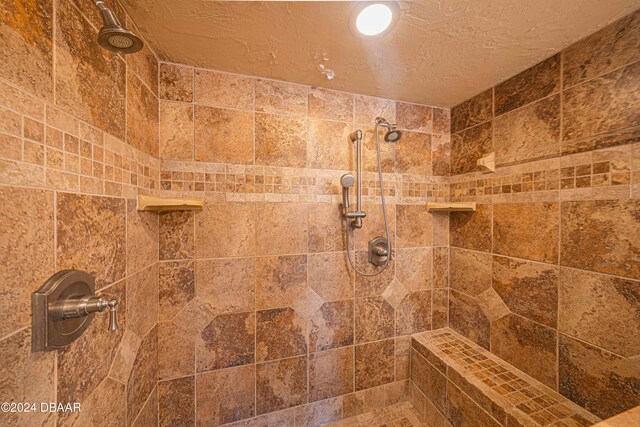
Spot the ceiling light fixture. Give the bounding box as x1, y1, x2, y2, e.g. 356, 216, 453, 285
355, 3, 394, 36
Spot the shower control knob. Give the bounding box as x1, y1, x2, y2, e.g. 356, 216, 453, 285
107, 299, 118, 331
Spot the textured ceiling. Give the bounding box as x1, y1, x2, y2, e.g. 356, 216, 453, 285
121, 0, 640, 107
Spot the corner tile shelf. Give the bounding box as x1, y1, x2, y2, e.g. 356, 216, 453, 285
137, 195, 204, 211
427, 202, 476, 212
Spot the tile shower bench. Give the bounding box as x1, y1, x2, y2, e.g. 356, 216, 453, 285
409, 328, 601, 427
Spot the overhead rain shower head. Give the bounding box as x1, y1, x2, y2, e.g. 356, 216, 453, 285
375, 117, 402, 143
93, 0, 143, 54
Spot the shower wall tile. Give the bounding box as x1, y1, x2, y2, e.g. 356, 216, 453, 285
64, 377, 127, 427
354, 296, 395, 344
308, 252, 353, 301
307, 118, 353, 170
308, 203, 343, 253
494, 94, 561, 165
132, 385, 158, 427
451, 89, 492, 133
308, 87, 354, 121
127, 70, 159, 157
159, 101, 193, 161
560, 199, 640, 279
396, 102, 433, 133
559, 334, 640, 420
563, 9, 640, 89
255, 79, 307, 117
159, 62, 193, 102
396, 247, 432, 291
196, 364, 255, 425
195, 202, 256, 258
432, 289, 448, 329
450, 204, 492, 252
127, 326, 158, 424
494, 54, 561, 116
255, 112, 307, 167
354, 94, 396, 125
395, 131, 431, 175
125, 27, 158, 96
563, 61, 640, 143
490, 314, 558, 388
355, 203, 396, 251
449, 248, 492, 296
256, 255, 307, 310
194, 105, 254, 163
309, 300, 354, 352
158, 320, 195, 380
431, 134, 451, 176
256, 203, 308, 255
126, 199, 159, 274
0, 187, 54, 338
0, 329, 55, 427
450, 121, 493, 175
0, 0, 53, 100
362, 126, 395, 173
355, 339, 395, 391
257, 356, 308, 414
256, 307, 307, 361
158, 376, 195, 427
448, 290, 490, 349
159, 210, 194, 260
433, 108, 451, 135
395, 290, 432, 335
196, 258, 256, 314
493, 202, 559, 263
432, 247, 449, 289
558, 268, 640, 357
492, 256, 558, 328
309, 346, 354, 401
56, 192, 126, 289
194, 69, 254, 110
127, 264, 159, 339
197, 311, 255, 371
55, 0, 126, 139
396, 204, 432, 248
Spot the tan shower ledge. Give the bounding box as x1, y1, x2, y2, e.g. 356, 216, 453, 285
426, 202, 477, 212
137, 195, 204, 211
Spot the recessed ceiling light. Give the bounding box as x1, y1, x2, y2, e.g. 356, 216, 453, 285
356, 4, 393, 36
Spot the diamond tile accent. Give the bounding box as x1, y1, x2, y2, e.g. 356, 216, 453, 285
476, 288, 511, 322
173, 298, 216, 335
292, 286, 324, 321
382, 278, 409, 309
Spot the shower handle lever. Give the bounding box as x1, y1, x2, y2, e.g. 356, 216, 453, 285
50, 295, 119, 331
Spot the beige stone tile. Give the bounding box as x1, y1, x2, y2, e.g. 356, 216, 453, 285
195, 69, 254, 109
396, 204, 432, 248
355, 339, 394, 391
449, 289, 490, 349
126, 28, 158, 95
158, 321, 195, 380
396, 102, 433, 133
308, 203, 344, 253
493, 202, 559, 263
159, 101, 193, 160
450, 248, 491, 295
307, 118, 353, 170
396, 247, 432, 291
450, 204, 492, 252
0, 329, 55, 427
411, 349, 447, 414
126, 199, 158, 274
159, 260, 195, 321
354, 94, 395, 125
196, 365, 255, 425
197, 311, 255, 371
563, 10, 640, 88
432, 247, 449, 289
355, 296, 394, 344
451, 89, 492, 133
396, 290, 432, 335
560, 199, 639, 279
56, 192, 126, 289
159, 62, 193, 102
431, 134, 451, 176
293, 396, 343, 426
559, 268, 640, 357
194, 105, 254, 163
309, 346, 354, 401
126, 326, 158, 424
308, 252, 353, 301
109, 329, 141, 384
451, 121, 493, 175
55, 1, 125, 138
559, 334, 640, 420
309, 300, 354, 352
159, 376, 195, 427
0, 0, 53, 100
256, 255, 307, 310
432, 288, 448, 329
255, 113, 307, 167
256, 203, 308, 255
433, 108, 450, 135
126, 70, 159, 157
159, 211, 194, 260
362, 125, 395, 173
127, 264, 158, 339
195, 202, 256, 258
255, 79, 307, 116
65, 377, 126, 427
354, 251, 396, 297
447, 381, 501, 427
396, 131, 431, 175
309, 87, 354, 121
257, 356, 308, 414
256, 307, 307, 361
196, 258, 255, 314
0, 187, 54, 338
493, 256, 558, 328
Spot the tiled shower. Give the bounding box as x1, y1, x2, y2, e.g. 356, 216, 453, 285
0, 1, 638, 426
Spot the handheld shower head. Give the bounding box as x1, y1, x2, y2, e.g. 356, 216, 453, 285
94, 1, 143, 54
